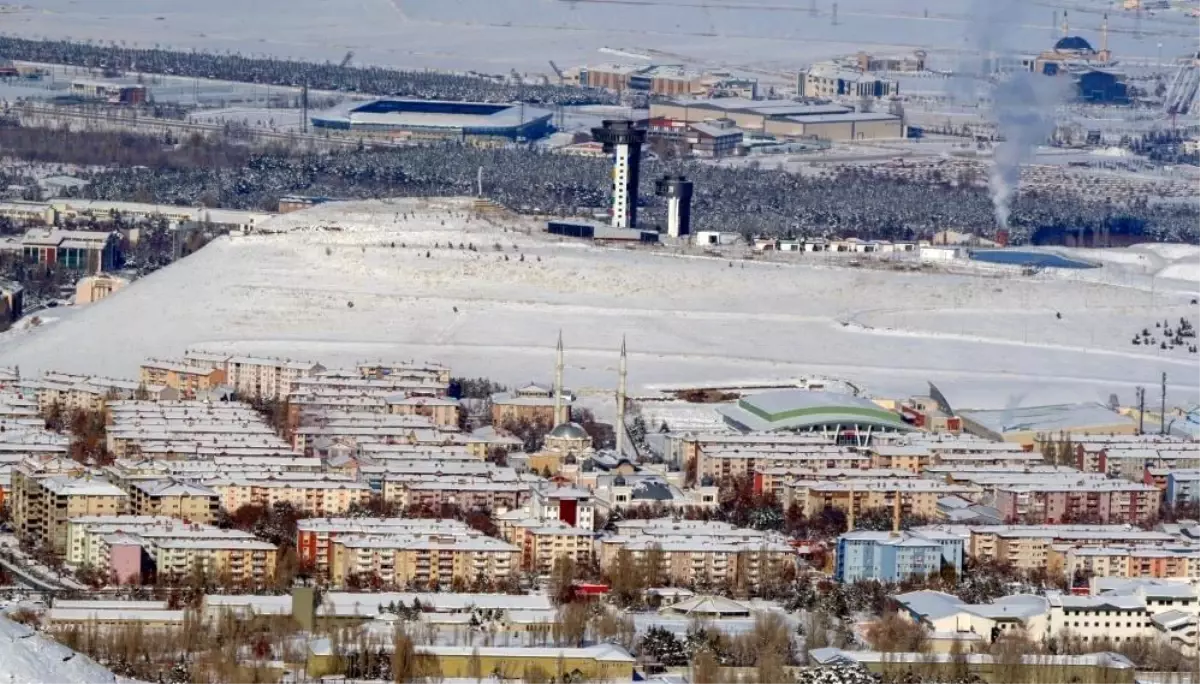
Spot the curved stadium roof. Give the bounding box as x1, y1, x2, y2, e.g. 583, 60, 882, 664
716, 389, 913, 433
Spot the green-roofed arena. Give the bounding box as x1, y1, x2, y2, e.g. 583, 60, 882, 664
717, 389, 913, 445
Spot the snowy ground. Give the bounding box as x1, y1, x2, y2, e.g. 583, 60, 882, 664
0, 613, 128, 683
7, 0, 1197, 76
0, 197, 1195, 409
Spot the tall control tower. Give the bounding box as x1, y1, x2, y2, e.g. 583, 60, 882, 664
592, 120, 646, 229
655, 175, 694, 238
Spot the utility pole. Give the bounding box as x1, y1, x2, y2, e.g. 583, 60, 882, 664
1160, 372, 1168, 436
1137, 386, 1145, 435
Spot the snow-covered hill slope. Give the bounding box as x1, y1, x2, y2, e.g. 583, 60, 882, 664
0, 198, 1194, 409
0, 614, 125, 683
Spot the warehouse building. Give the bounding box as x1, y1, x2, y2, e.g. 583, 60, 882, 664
311, 99, 553, 142
799, 63, 899, 100
649, 98, 902, 141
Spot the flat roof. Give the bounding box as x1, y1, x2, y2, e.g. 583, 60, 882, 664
960, 402, 1134, 435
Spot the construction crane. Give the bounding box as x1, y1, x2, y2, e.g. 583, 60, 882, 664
548, 60, 565, 84
339, 51, 354, 68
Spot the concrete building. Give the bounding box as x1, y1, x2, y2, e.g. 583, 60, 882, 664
964, 525, 1177, 571
155, 537, 277, 585
205, 476, 370, 516
785, 478, 979, 519
12, 459, 129, 553
799, 63, 899, 100
650, 98, 902, 141
386, 395, 461, 428
490, 383, 573, 427
307, 642, 635, 682
138, 359, 227, 399
502, 518, 596, 575
328, 533, 519, 589
127, 479, 220, 524
21, 229, 120, 274
994, 479, 1161, 525
74, 274, 128, 305
580, 63, 704, 95
599, 519, 795, 591
835, 530, 964, 583
297, 518, 481, 578
958, 402, 1136, 447
1052, 545, 1200, 582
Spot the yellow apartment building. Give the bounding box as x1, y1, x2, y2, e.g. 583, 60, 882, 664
154, 538, 278, 585
782, 479, 976, 519
139, 360, 226, 398
128, 480, 220, 524
329, 535, 520, 589
12, 462, 128, 553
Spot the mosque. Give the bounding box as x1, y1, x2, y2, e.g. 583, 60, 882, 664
1031, 12, 1113, 75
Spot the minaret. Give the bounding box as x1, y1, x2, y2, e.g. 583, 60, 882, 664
553, 330, 565, 424
846, 483, 856, 532
1061, 10, 1068, 37
1100, 13, 1110, 62
616, 337, 627, 456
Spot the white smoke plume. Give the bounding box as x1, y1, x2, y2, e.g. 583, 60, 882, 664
989, 74, 1067, 228
958, 0, 1070, 229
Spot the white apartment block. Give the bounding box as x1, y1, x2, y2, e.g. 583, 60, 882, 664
183, 349, 323, 401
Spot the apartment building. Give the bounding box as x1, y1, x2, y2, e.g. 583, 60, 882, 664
835, 530, 964, 583
783, 478, 978, 518
69, 517, 259, 570
291, 412, 440, 454
297, 518, 479, 577
356, 360, 451, 386
383, 472, 530, 511
127, 479, 220, 524
155, 538, 278, 585
599, 519, 795, 591
1165, 470, 1200, 507
29, 372, 175, 415
665, 431, 836, 460
800, 63, 899, 100
994, 480, 1161, 525
12, 457, 128, 552
138, 359, 226, 398
182, 349, 323, 401
328, 534, 519, 589
386, 396, 461, 428
1052, 545, 1200, 582
695, 446, 870, 483
964, 525, 1178, 571
104, 400, 292, 458
66, 515, 193, 565
754, 466, 916, 500
490, 383, 573, 427
501, 518, 596, 574
204, 475, 370, 516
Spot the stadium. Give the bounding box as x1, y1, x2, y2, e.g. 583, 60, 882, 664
717, 389, 914, 445
310, 98, 554, 142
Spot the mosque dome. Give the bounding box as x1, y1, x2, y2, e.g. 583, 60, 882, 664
548, 422, 588, 440
1054, 36, 1093, 52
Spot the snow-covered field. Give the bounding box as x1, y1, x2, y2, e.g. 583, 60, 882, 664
9, 0, 1196, 75
0, 197, 1195, 409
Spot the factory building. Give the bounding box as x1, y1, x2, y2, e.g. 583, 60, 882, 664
650, 98, 902, 141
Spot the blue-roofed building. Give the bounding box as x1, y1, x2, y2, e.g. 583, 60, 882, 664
835, 530, 963, 583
